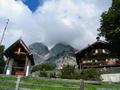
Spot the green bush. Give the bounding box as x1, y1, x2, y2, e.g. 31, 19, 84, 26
32, 64, 101, 80
39, 71, 48, 77
0, 45, 5, 74
49, 72, 56, 78
72, 68, 101, 80
0, 45, 4, 53
60, 64, 76, 79
79, 68, 101, 80
60, 65, 101, 80
31, 63, 55, 72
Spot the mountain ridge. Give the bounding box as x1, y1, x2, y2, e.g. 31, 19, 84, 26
29, 42, 77, 68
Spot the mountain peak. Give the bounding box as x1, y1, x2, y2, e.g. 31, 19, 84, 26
50, 43, 75, 56
29, 42, 77, 68
29, 42, 49, 55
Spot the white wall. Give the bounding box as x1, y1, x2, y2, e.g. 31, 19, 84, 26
6, 58, 14, 75
101, 73, 120, 82
25, 61, 31, 76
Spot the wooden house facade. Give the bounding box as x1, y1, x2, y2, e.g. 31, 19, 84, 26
3, 39, 34, 76
75, 38, 120, 69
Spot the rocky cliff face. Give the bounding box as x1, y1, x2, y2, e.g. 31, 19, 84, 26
50, 43, 75, 56
29, 42, 77, 68
45, 51, 77, 69
29, 42, 49, 64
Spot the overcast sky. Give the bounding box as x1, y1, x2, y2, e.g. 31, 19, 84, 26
0, 0, 112, 49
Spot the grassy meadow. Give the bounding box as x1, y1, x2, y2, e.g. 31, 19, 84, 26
0, 75, 120, 90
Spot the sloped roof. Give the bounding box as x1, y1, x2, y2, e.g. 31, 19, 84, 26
75, 40, 108, 56
4, 39, 34, 65
5, 39, 30, 54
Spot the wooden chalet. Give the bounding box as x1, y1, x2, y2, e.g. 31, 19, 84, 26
3, 39, 34, 76
75, 37, 120, 69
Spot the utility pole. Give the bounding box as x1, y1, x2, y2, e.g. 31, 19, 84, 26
0, 19, 9, 46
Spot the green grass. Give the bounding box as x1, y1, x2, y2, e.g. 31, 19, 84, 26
20, 77, 120, 90
21, 77, 79, 86
0, 75, 16, 81
85, 83, 120, 90
34, 87, 79, 90
0, 75, 17, 90
20, 85, 79, 90
0, 75, 120, 90
20, 77, 79, 90
0, 81, 16, 86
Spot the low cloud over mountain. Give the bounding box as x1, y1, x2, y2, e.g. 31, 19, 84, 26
0, 0, 112, 49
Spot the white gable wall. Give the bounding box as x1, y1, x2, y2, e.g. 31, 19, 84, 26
6, 58, 14, 75
101, 73, 120, 82
25, 60, 31, 76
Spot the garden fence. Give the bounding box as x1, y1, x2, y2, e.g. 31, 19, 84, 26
0, 75, 120, 90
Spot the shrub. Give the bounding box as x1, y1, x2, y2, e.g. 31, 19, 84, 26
60, 64, 101, 80
32, 64, 101, 80
49, 72, 56, 78
39, 71, 48, 77
79, 68, 101, 80
60, 64, 76, 79
31, 63, 55, 72
0, 45, 5, 74
71, 68, 101, 80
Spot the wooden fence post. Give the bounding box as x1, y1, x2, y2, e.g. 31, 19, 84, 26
80, 79, 84, 90
15, 76, 21, 90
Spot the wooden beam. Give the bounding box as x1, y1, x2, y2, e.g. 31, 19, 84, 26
14, 52, 26, 55
17, 48, 21, 55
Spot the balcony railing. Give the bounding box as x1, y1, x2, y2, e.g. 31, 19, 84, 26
81, 61, 120, 68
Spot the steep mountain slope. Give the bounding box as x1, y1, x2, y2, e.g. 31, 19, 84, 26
29, 42, 77, 68
29, 42, 49, 64
45, 51, 77, 69
50, 43, 75, 56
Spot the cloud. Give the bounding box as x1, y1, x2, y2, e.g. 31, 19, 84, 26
0, 0, 111, 49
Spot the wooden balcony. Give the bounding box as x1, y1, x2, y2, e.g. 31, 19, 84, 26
81, 61, 120, 68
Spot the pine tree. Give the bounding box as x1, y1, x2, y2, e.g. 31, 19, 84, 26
99, 0, 120, 57
0, 45, 5, 73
